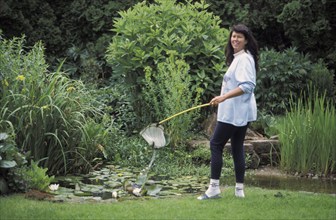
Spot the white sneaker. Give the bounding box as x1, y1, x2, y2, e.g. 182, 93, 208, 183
197, 182, 221, 200
197, 193, 221, 200
235, 187, 245, 198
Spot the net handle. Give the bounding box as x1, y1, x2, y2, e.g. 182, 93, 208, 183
158, 103, 211, 124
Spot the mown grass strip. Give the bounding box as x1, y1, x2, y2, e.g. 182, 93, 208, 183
1, 187, 335, 220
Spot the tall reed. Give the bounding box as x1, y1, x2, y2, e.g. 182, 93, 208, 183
276, 90, 336, 176
0, 37, 110, 175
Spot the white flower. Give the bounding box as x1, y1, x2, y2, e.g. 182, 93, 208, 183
112, 191, 118, 198
132, 187, 141, 197
49, 184, 59, 191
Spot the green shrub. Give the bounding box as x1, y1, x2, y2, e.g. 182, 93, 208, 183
0, 133, 24, 169
275, 90, 336, 176
250, 111, 277, 138
23, 161, 54, 191
309, 59, 335, 101
256, 48, 309, 114
189, 146, 210, 165
0, 131, 27, 194
90, 83, 137, 135
0, 132, 27, 194
143, 54, 202, 145
7, 160, 55, 192
107, 135, 209, 178
256, 48, 335, 115
0, 121, 30, 194
106, 0, 228, 129
6, 166, 29, 193
0, 37, 109, 175
109, 136, 152, 167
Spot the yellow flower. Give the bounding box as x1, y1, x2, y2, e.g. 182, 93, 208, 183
16, 75, 25, 81
41, 105, 49, 110
2, 80, 9, 87
66, 86, 75, 93
97, 144, 104, 152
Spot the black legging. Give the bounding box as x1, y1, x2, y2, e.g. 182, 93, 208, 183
210, 121, 249, 183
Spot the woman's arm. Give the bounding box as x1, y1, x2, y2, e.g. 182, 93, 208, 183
210, 87, 244, 106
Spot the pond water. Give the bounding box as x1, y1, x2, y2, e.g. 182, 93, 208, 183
243, 175, 336, 194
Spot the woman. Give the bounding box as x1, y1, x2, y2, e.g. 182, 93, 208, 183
198, 24, 259, 200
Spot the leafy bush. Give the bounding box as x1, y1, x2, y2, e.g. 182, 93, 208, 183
23, 161, 55, 191
0, 133, 21, 169
256, 48, 306, 114
309, 59, 335, 101
250, 111, 277, 138
106, 0, 229, 129
0, 131, 28, 194
0, 37, 110, 175
7, 160, 55, 193
6, 166, 28, 193
256, 47, 335, 115
107, 135, 209, 178
108, 136, 152, 168
90, 83, 137, 135
275, 90, 336, 176
143, 54, 202, 145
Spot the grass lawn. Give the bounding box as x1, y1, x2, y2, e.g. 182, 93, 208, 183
0, 187, 335, 220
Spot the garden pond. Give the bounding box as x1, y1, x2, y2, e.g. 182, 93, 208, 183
44, 165, 335, 203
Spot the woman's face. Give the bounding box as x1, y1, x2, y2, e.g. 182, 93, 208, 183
231, 31, 247, 53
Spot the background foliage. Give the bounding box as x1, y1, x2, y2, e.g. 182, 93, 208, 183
256, 47, 335, 115
0, 0, 335, 194
1, 0, 334, 75
0, 0, 143, 80
106, 0, 228, 131
206, 0, 336, 71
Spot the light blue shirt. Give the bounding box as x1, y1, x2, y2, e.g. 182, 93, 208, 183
217, 50, 257, 126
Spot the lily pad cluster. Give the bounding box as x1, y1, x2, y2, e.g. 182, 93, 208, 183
49, 165, 208, 202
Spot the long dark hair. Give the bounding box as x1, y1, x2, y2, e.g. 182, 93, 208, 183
225, 24, 259, 71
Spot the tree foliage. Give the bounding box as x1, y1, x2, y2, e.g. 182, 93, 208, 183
277, 0, 335, 68
0, 0, 142, 80
1, 0, 335, 76
205, 0, 336, 70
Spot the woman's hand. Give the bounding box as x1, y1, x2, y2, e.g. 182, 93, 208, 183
210, 95, 226, 106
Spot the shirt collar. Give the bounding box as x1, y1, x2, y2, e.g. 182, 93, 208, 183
233, 49, 246, 57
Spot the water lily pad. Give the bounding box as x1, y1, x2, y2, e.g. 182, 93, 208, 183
88, 177, 105, 185
146, 185, 162, 196
50, 186, 74, 196
146, 180, 156, 185
104, 181, 122, 189
74, 191, 92, 197
80, 184, 104, 193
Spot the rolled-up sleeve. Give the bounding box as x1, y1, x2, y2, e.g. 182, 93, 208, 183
239, 81, 255, 94
236, 55, 256, 94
